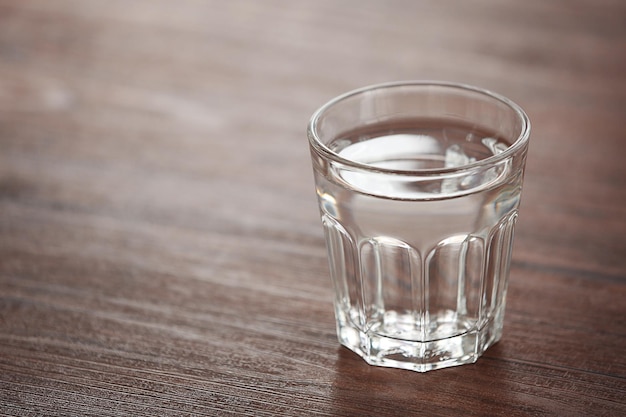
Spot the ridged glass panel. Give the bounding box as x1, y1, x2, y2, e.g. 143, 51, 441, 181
321, 214, 363, 327
479, 212, 518, 327
359, 237, 423, 339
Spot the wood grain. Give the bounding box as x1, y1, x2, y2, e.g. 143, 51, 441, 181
1, 0, 625, 415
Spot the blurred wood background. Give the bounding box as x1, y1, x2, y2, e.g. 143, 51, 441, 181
0, 0, 625, 415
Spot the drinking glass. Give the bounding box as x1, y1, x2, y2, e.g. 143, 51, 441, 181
307, 81, 530, 372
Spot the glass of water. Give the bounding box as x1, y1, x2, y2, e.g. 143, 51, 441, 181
307, 81, 530, 372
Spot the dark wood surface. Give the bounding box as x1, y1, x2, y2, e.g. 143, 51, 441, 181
1, 1, 625, 415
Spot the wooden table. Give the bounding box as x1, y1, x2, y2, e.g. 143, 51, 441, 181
1, 1, 625, 415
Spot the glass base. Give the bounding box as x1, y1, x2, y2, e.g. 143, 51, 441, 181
335, 308, 503, 372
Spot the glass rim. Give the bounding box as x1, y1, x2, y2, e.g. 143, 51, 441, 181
307, 80, 531, 176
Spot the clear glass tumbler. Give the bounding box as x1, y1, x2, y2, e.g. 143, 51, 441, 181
307, 81, 530, 372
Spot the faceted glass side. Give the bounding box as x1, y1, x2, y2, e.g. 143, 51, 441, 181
321, 212, 518, 372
